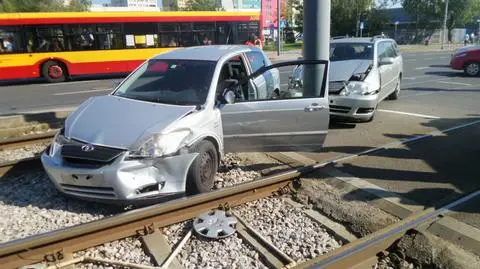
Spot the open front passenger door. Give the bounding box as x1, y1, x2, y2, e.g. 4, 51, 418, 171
217, 59, 330, 153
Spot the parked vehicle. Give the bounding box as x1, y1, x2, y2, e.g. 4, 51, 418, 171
287, 37, 403, 122
41, 45, 329, 204
450, 45, 480, 77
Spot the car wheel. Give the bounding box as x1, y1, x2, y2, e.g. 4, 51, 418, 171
388, 76, 401, 100
464, 62, 480, 77
186, 140, 218, 195
42, 60, 67, 83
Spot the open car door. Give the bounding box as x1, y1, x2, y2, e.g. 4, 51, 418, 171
218, 59, 330, 153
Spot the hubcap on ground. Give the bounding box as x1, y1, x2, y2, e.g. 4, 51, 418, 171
193, 210, 237, 239
48, 65, 63, 78
466, 63, 479, 75
199, 151, 214, 185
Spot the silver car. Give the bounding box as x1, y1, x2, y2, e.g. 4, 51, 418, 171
288, 37, 403, 122
41, 45, 330, 204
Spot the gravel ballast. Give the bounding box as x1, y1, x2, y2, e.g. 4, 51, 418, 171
0, 153, 261, 244
233, 197, 341, 263
75, 237, 153, 269
0, 143, 48, 163
164, 221, 269, 269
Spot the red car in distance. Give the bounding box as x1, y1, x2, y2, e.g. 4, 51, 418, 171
450, 45, 480, 76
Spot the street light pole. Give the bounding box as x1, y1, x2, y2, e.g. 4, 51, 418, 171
441, 0, 449, 50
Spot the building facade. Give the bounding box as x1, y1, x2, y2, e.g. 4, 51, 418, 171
111, 0, 158, 8
162, 0, 261, 11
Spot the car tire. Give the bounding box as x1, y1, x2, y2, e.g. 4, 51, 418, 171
464, 62, 480, 77
388, 76, 401, 100
186, 140, 218, 195
42, 60, 67, 83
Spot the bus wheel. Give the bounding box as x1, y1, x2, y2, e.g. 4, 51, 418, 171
42, 61, 67, 83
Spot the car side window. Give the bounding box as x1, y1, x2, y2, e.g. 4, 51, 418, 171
386, 42, 397, 57
245, 51, 266, 73
216, 55, 256, 102
377, 42, 388, 60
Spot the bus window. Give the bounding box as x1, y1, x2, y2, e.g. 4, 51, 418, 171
31, 26, 65, 52
0, 27, 24, 53
216, 23, 233, 45
124, 23, 158, 49
95, 25, 123, 50
67, 24, 96, 51
158, 23, 179, 48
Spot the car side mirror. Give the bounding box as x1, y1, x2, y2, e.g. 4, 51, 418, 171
222, 89, 236, 104
379, 57, 394, 66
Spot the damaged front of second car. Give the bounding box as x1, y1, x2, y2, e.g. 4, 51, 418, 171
288, 37, 403, 122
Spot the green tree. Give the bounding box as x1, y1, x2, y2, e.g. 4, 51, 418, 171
291, 0, 303, 32
0, 0, 91, 12
402, 0, 480, 41
184, 0, 221, 11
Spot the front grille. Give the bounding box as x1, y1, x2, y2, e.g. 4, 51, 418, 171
330, 105, 351, 114
61, 143, 125, 164
61, 184, 116, 198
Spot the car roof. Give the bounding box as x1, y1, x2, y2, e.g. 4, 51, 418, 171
153, 45, 261, 61
331, 37, 394, 44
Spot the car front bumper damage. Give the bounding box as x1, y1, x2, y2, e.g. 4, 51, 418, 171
41, 148, 198, 205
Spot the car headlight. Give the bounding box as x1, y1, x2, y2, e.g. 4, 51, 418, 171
455, 53, 467, 58
48, 128, 67, 157
127, 130, 192, 160
341, 81, 374, 96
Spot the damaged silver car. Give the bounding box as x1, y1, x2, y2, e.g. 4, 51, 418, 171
41, 45, 330, 204
288, 37, 403, 122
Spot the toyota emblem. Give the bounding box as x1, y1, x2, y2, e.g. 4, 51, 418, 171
81, 144, 95, 152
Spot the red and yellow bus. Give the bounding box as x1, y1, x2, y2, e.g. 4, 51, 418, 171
0, 11, 261, 82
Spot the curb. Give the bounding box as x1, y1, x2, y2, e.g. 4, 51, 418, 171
0, 109, 74, 139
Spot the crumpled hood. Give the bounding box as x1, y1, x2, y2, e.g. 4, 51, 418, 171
329, 60, 372, 81
64, 95, 196, 150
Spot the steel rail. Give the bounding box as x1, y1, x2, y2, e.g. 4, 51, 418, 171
292, 189, 480, 269
0, 165, 315, 269
0, 131, 56, 151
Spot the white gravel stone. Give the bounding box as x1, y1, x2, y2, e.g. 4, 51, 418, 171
233, 197, 341, 263
0, 171, 115, 243
164, 221, 268, 269
0, 153, 254, 244
0, 143, 48, 163
215, 153, 260, 189
75, 237, 153, 269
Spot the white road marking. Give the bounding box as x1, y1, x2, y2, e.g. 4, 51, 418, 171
439, 56, 448, 59
437, 81, 472, 86
401, 92, 436, 98
415, 67, 429, 70
41, 80, 103, 87
280, 83, 289, 87
378, 109, 440, 119
53, 88, 112, 96
403, 78, 445, 87
424, 57, 435, 60
406, 59, 417, 62
403, 75, 430, 80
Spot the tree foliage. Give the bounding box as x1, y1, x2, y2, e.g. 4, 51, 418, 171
0, 0, 91, 12
290, 0, 382, 36
402, 0, 480, 31
184, 0, 222, 11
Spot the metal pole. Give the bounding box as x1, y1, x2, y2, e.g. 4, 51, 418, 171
303, 0, 331, 97
277, 0, 281, 56
441, 0, 449, 49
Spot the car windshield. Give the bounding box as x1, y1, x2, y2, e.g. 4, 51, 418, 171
330, 43, 373, 62
113, 59, 216, 106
